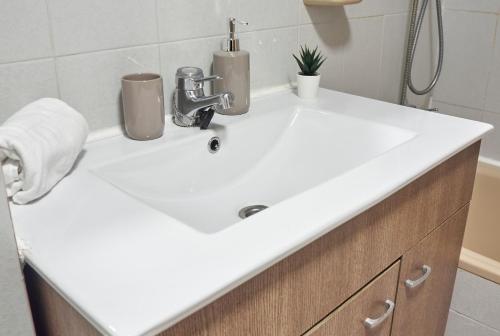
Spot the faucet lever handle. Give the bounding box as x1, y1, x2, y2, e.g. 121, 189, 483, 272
194, 75, 222, 83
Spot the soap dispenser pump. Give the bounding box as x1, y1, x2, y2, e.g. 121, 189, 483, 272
213, 18, 250, 115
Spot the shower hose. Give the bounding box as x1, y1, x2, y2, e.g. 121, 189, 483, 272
400, 0, 444, 106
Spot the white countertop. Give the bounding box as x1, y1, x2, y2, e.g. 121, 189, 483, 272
10, 88, 492, 336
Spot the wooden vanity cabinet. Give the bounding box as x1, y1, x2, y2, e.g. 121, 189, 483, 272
392, 205, 469, 336
305, 205, 468, 336
25, 143, 480, 336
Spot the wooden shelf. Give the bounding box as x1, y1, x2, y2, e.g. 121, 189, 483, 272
304, 0, 361, 6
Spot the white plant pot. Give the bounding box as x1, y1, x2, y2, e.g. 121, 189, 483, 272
297, 73, 320, 99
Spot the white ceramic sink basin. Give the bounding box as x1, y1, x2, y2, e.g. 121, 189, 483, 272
94, 107, 416, 233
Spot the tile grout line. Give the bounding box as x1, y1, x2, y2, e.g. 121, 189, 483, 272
154, 0, 162, 77
449, 309, 500, 334
481, 14, 500, 115
441, 7, 498, 116
295, 11, 406, 28
0, 56, 56, 67
53, 42, 163, 59
343, 11, 409, 20
433, 98, 500, 117
433, 99, 484, 111
0, 43, 163, 67
1, 12, 415, 69
296, 0, 301, 50
295, 0, 301, 53
1, 27, 304, 68
41, 0, 61, 99
445, 7, 500, 16
376, 14, 388, 100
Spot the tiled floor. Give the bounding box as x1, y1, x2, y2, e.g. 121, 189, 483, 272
445, 269, 500, 336
446, 310, 500, 336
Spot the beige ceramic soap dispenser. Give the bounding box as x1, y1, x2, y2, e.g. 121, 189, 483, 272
213, 18, 250, 115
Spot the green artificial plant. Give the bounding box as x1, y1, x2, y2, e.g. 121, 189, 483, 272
293, 45, 326, 76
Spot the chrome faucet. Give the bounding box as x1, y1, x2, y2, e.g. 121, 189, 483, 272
173, 67, 233, 129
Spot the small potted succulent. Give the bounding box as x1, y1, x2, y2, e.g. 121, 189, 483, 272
293, 45, 326, 99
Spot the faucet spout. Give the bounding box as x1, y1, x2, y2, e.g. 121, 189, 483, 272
173, 67, 234, 128
190, 91, 233, 112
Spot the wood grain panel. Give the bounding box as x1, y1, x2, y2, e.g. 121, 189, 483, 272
305, 261, 400, 336
24, 266, 100, 336
391, 205, 469, 336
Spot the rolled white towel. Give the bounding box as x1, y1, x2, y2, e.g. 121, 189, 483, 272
0, 98, 88, 204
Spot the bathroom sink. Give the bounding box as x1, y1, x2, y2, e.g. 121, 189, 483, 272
93, 107, 416, 233
13, 88, 493, 336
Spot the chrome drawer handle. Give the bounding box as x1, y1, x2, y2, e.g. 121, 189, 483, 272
405, 265, 432, 289
363, 299, 395, 329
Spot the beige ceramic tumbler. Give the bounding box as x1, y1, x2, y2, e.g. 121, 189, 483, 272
121, 73, 165, 140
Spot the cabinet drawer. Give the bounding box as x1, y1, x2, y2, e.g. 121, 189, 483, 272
391, 205, 469, 336
306, 261, 400, 336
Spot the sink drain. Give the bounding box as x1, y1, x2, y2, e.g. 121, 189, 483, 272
239, 205, 268, 219
208, 136, 220, 154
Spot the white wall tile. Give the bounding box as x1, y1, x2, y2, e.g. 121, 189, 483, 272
47, 0, 158, 55
433, 101, 483, 120
298, 18, 347, 91
0, 0, 53, 63
433, 10, 496, 109
299, 0, 341, 24
485, 17, 500, 114
160, 37, 222, 114
157, 0, 237, 42
239, 0, 298, 31
242, 27, 298, 90
337, 17, 384, 99
160, 27, 297, 114
379, 14, 407, 104
451, 269, 500, 331
481, 112, 500, 160
57, 46, 160, 130
299, 14, 384, 99
0, 60, 59, 123
446, 310, 500, 336
161, 27, 297, 114
444, 0, 500, 14
345, 0, 411, 18
379, 1, 437, 107
0, 0, 429, 132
